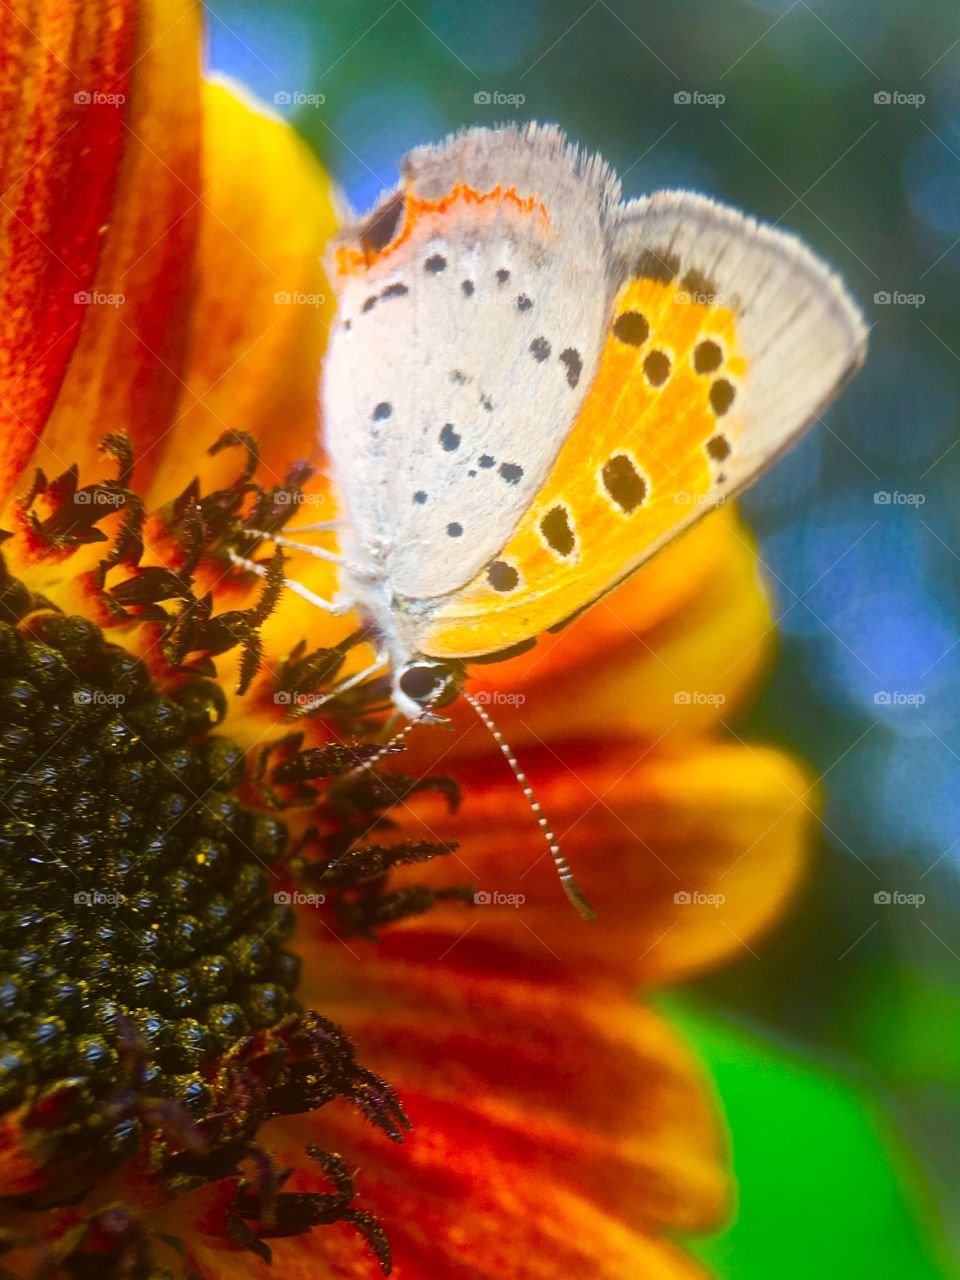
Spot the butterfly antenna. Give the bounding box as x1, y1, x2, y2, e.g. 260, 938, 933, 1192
462, 690, 595, 922
343, 685, 452, 780
345, 713, 428, 779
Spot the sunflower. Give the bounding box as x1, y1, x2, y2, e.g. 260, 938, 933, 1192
0, 2, 812, 1276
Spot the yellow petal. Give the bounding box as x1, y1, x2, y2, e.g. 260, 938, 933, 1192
145, 78, 340, 506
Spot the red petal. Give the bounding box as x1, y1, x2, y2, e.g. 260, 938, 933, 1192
0, 0, 136, 505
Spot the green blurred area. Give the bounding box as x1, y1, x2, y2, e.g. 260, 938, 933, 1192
205, 1, 960, 1273
665, 996, 959, 1280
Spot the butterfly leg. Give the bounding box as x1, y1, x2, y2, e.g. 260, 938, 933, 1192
227, 549, 355, 615
297, 647, 390, 713
244, 529, 344, 564
273, 520, 341, 534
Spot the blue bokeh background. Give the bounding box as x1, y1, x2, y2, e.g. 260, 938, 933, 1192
205, 2, 960, 1273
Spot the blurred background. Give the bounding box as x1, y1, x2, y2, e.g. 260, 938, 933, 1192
205, 1, 959, 1275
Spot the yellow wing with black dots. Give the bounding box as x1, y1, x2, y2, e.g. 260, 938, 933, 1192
411, 191, 866, 659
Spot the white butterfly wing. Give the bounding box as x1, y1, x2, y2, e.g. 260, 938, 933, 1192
322, 124, 621, 601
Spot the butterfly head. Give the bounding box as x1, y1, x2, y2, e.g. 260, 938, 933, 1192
393, 657, 463, 721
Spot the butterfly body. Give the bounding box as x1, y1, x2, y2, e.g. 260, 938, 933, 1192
319, 123, 867, 718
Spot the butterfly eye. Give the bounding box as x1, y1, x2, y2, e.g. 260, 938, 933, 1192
397, 662, 453, 706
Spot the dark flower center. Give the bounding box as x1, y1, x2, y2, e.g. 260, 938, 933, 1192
0, 433, 470, 1276
0, 609, 298, 1138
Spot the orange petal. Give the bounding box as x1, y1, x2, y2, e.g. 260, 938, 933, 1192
301, 960, 727, 1235
0, 1112, 43, 1196
184, 1100, 715, 1280
145, 78, 340, 505
0, 0, 136, 506
26, 0, 203, 492
319, 737, 812, 987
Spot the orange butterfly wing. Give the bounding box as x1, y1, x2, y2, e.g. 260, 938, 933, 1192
415, 275, 747, 659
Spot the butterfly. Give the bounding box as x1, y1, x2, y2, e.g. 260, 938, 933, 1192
252, 122, 867, 916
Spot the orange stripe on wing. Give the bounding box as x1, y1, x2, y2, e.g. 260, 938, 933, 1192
335, 183, 550, 276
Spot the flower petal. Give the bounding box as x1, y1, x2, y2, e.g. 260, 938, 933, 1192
304, 959, 727, 1234
331, 737, 812, 987
0, 0, 136, 506
145, 78, 340, 505
185, 1088, 717, 1280
26, 0, 203, 492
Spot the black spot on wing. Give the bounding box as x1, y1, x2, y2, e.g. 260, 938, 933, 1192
601, 454, 647, 514
413, 490, 427, 504
613, 311, 649, 346
530, 337, 551, 362
496, 268, 510, 284
425, 253, 447, 273
634, 247, 680, 283
382, 282, 409, 300
372, 402, 392, 421
680, 267, 717, 299
707, 434, 731, 461
447, 522, 463, 538
499, 462, 523, 485
478, 454, 495, 469
540, 505, 576, 558
488, 561, 520, 592
693, 339, 723, 373
559, 348, 582, 388
710, 379, 736, 416
359, 192, 404, 253
643, 349, 671, 387
517, 294, 533, 312
439, 423, 461, 451
461, 279, 475, 297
